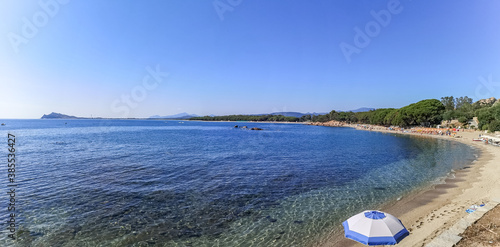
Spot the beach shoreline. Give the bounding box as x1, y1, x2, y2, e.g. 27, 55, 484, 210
310, 122, 500, 247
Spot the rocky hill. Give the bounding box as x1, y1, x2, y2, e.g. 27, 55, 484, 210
476, 97, 498, 106
41, 112, 81, 119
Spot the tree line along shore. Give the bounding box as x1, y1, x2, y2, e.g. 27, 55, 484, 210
191, 96, 500, 133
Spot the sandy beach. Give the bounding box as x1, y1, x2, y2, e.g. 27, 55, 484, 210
311, 122, 500, 247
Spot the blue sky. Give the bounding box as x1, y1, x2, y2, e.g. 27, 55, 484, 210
1, 0, 500, 118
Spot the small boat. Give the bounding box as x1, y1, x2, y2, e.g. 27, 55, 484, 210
472, 139, 483, 142
1, 123, 5, 126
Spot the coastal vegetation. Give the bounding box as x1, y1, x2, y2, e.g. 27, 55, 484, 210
344, 99, 445, 127
191, 97, 500, 132
189, 114, 300, 122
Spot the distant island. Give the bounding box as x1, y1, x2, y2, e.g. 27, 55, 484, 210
41, 112, 106, 119
41, 112, 83, 119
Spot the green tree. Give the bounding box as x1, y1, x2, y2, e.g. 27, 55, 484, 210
300, 115, 312, 122
368, 108, 394, 126
476, 108, 494, 129
492, 104, 500, 120
455, 96, 473, 110
357, 111, 370, 123
458, 116, 468, 125
384, 109, 407, 126
442, 110, 455, 121
318, 114, 329, 122
489, 120, 500, 132
401, 99, 445, 126
382, 109, 398, 126
327, 110, 338, 121
441, 96, 455, 111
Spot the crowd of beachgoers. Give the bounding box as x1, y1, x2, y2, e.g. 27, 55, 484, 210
355, 124, 473, 136
353, 124, 500, 147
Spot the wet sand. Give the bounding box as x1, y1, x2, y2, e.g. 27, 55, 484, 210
311, 123, 500, 247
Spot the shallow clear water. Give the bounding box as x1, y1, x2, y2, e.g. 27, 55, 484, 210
0, 120, 476, 246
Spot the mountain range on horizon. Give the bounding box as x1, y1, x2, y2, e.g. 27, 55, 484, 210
348, 107, 376, 113
149, 112, 201, 119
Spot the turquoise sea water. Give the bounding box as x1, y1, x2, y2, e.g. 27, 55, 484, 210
0, 120, 476, 246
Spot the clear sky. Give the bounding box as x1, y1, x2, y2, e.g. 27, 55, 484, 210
1, 0, 500, 118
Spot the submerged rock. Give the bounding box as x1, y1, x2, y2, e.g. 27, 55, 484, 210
266, 216, 277, 222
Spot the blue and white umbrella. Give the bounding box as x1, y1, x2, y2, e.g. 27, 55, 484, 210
342, 210, 409, 245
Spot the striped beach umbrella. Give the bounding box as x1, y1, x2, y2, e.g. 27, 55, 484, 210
342, 210, 409, 245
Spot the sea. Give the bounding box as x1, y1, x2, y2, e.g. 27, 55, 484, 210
0, 119, 477, 246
